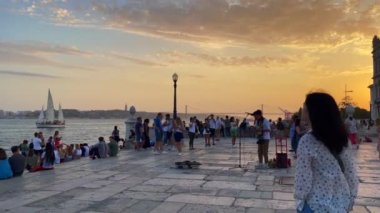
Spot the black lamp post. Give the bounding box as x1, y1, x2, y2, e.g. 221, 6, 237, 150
172, 73, 178, 119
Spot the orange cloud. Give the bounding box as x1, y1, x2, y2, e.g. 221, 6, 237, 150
16, 0, 380, 47
91, 0, 380, 46
157, 51, 296, 67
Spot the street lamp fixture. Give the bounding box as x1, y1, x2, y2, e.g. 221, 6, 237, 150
172, 73, 178, 119
172, 73, 178, 82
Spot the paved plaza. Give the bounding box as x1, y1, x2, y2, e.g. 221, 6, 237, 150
0, 136, 380, 213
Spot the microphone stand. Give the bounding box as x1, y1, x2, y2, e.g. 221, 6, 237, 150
239, 127, 242, 168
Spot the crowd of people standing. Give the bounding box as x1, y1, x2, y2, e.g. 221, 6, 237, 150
130, 113, 260, 156
125, 111, 316, 163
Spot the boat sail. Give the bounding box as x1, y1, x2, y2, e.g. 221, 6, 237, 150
46, 90, 55, 122
58, 104, 64, 122
36, 89, 65, 128
37, 106, 45, 123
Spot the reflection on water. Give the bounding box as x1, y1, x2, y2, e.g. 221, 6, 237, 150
0, 119, 126, 150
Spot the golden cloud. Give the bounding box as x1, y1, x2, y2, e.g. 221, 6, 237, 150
91, 0, 380, 46
157, 51, 296, 67
15, 0, 380, 47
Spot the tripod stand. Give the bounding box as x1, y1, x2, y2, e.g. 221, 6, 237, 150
238, 128, 242, 168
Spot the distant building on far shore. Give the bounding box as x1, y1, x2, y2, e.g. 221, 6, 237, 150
369, 35, 380, 121
0, 110, 4, 118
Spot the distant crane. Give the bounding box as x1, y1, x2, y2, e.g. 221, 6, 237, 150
278, 107, 293, 120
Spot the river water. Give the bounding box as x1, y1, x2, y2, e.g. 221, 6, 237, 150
0, 119, 127, 150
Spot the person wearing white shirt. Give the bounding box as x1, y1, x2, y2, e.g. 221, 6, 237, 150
188, 117, 197, 150
294, 92, 358, 213
83, 144, 90, 157
54, 149, 60, 164
32, 132, 42, 156
252, 110, 271, 169
345, 116, 359, 149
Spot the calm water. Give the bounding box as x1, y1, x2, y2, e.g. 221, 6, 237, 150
0, 119, 127, 150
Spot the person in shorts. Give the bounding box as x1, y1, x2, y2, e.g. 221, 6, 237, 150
173, 117, 185, 155
203, 119, 211, 147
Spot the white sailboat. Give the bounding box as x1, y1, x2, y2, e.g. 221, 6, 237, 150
37, 106, 45, 123
58, 104, 64, 122
36, 89, 65, 128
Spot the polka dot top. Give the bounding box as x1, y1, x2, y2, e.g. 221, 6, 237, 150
294, 133, 359, 212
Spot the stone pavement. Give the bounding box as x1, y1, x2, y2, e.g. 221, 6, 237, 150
0, 137, 379, 213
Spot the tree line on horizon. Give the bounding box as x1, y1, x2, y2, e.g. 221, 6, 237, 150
0, 109, 213, 120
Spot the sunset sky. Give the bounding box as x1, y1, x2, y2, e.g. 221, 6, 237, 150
0, 0, 379, 115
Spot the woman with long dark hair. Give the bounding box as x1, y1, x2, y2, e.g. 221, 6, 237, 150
25, 148, 39, 171
54, 131, 62, 149
41, 143, 55, 170
294, 92, 358, 212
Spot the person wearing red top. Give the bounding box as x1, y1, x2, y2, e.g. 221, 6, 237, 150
54, 131, 62, 149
